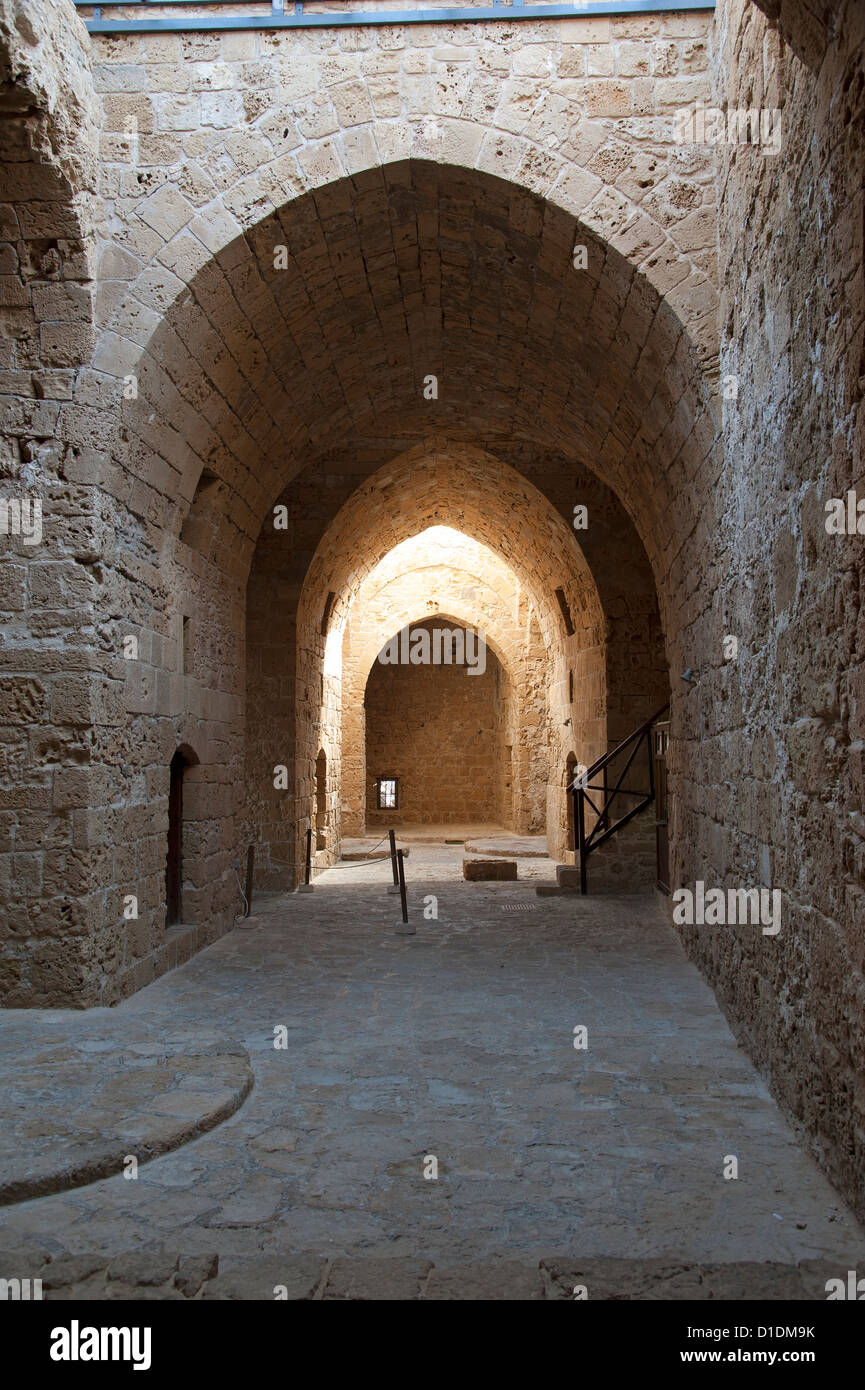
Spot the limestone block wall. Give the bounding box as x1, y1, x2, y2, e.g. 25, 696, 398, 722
0, 0, 101, 1002
490, 446, 669, 747
687, 0, 865, 1218
243, 518, 299, 890
82, 4, 718, 373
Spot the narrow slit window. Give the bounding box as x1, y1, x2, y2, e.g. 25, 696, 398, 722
377, 777, 398, 810
555, 587, 575, 637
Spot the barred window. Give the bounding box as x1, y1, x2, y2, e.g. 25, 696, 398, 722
376, 777, 398, 810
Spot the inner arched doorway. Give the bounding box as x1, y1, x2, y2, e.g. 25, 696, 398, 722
166, 746, 199, 927
364, 618, 509, 830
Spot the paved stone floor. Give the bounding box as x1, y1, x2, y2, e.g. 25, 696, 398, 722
1, 841, 863, 1300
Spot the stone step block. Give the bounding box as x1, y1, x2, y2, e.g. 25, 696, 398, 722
463, 857, 517, 881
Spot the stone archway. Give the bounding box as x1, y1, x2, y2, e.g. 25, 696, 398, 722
270, 445, 622, 886
362, 615, 511, 831
342, 569, 542, 841
4, 153, 702, 995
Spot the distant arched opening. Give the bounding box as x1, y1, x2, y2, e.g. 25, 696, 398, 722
364, 619, 509, 828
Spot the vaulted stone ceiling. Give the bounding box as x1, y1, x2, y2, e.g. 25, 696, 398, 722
118, 161, 716, 597
297, 445, 605, 657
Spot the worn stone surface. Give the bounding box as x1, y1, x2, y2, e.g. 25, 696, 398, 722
0, 1241, 849, 1300
540, 1257, 834, 1301
0, 1030, 253, 1204
0, 845, 862, 1303
339, 838, 410, 862
684, 0, 865, 1225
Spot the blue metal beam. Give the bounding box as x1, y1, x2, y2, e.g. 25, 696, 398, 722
77, 1, 714, 36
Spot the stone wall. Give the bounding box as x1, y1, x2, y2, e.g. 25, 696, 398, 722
685, 0, 865, 1219
0, 0, 100, 1003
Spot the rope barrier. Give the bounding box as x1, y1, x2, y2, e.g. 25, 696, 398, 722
324, 834, 402, 867
233, 864, 250, 922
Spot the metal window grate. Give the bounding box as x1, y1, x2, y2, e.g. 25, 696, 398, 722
376, 777, 398, 810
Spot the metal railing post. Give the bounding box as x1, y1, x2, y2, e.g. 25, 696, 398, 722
577, 789, 587, 896
397, 849, 408, 922
396, 848, 413, 931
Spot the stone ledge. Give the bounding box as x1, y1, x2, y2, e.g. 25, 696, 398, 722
463, 837, 549, 858
5, 1248, 853, 1301
463, 858, 518, 881
0, 1032, 253, 1206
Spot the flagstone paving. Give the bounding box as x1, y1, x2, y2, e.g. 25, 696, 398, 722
1, 842, 863, 1299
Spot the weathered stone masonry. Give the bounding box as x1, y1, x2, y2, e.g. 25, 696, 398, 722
0, 0, 863, 1227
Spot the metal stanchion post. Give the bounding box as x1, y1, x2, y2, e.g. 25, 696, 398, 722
577, 793, 587, 896
387, 827, 401, 894
298, 825, 314, 892
395, 848, 414, 934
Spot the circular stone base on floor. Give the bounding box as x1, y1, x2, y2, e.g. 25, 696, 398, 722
0, 1031, 253, 1206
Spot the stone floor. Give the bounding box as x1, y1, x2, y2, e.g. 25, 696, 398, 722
0, 1029, 253, 1205
1, 840, 863, 1300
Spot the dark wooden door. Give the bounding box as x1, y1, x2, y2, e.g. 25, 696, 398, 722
654, 722, 670, 894
166, 751, 185, 925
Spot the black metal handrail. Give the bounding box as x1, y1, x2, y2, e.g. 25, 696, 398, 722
571, 702, 669, 895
